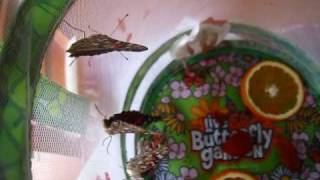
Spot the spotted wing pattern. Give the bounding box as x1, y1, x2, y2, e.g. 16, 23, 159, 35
67, 34, 148, 57
104, 121, 149, 135
127, 145, 169, 179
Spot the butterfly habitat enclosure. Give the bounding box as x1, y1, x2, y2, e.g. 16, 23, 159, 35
1, 0, 320, 180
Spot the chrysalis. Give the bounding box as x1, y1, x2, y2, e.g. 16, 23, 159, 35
170, 18, 230, 60
67, 34, 148, 57
127, 145, 169, 180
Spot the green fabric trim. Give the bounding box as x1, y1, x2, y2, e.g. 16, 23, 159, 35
0, 0, 74, 179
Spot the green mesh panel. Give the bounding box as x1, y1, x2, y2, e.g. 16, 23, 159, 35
32, 76, 89, 134
31, 76, 89, 157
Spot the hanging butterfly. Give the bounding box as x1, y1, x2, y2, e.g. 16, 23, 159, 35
126, 144, 169, 180
64, 14, 148, 57
104, 110, 161, 135
95, 105, 160, 135
66, 34, 148, 57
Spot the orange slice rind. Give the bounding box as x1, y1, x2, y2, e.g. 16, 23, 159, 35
212, 170, 256, 180
241, 61, 304, 121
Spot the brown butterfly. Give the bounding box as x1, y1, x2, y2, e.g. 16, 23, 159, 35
64, 14, 148, 58
96, 105, 160, 135
103, 111, 160, 135
96, 105, 162, 154
127, 144, 169, 179
66, 34, 148, 57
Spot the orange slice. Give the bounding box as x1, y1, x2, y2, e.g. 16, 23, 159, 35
212, 170, 256, 180
241, 61, 304, 121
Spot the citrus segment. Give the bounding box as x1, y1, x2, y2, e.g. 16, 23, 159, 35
241, 61, 304, 120
212, 170, 256, 180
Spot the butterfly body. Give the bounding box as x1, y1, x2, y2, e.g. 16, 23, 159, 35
67, 34, 148, 57
103, 111, 160, 135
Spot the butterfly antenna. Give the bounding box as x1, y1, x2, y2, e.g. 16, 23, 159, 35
110, 13, 129, 36
119, 52, 129, 60
102, 135, 113, 154
95, 104, 106, 118
62, 19, 86, 38
68, 59, 76, 67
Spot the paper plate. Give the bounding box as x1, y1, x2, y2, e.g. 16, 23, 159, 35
123, 23, 320, 180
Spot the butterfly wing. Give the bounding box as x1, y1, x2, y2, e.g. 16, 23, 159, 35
104, 111, 160, 135
67, 34, 148, 57
104, 121, 148, 135
108, 111, 160, 127
127, 145, 169, 179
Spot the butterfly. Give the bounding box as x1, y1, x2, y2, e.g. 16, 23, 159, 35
103, 110, 160, 135
66, 34, 148, 57
126, 144, 169, 179
95, 105, 160, 135
63, 14, 148, 58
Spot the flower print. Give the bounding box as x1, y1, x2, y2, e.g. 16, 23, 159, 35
308, 172, 320, 180
287, 116, 307, 134
301, 168, 310, 179
200, 61, 207, 66
170, 81, 191, 99
152, 96, 176, 117
301, 167, 320, 180
292, 132, 309, 141
225, 66, 243, 87
191, 99, 228, 131
292, 140, 307, 160
292, 132, 309, 160
164, 113, 185, 133
240, 55, 259, 68
184, 70, 204, 87
168, 138, 186, 159
211, 82, 226, 97
200, 58, 216, 67
177, 167, 198, 180
304, 91, 317, 108
194, 84, 210, 97
217, 55, 227, 63
271, 166, 299, 180
224, 53, 235, 63
286, 108, 320, 133
210, 65, 225, 80
161, 97, 170, 104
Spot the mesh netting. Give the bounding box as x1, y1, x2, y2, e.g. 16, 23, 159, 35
32, 76, 90, 157
32, 76, 89, 134
31, 121, 82, 157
